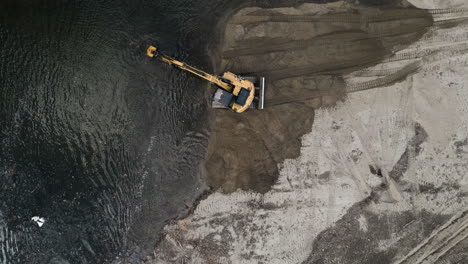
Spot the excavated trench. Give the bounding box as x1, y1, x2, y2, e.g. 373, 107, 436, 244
204, 2, 433, 193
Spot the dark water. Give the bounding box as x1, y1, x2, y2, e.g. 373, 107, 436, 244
0, 1, 223, 263
0, 0, 338, 263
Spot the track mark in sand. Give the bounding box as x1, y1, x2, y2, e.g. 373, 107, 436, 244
418, 29, 468, 47
350, 67, 403, 77
223, 24, 430, 59
428, 8, 468, 16
382, 40, 468, 63
349, 30, 468, 93
433, 17, 468, 28
223, 37, 320, 58
255, 54, 382, 81
235, 9, 431, 25
429, 9, 468, 30
345, 62, 421, 93
394, 209, 468, 264
223, 33, 371, 59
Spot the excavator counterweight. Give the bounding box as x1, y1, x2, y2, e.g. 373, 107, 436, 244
146, 45, 264, 113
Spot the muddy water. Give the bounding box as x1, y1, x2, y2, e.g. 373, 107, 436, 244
206, 2, 433, 193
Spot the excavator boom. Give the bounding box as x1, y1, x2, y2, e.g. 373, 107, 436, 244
147, 46, 232, 91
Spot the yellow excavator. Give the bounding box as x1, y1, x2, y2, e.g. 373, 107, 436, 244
146, 46, 264, 113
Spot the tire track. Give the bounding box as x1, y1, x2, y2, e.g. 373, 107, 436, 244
223, 32, 368, 58
346, 38, 468, 93
223, 21, 430, 59
394, 209, 468, 264
433, 16, 468, 28
350, 67, 401, 77
345, 62, 421, 93
418, 29, 468, 46
235, 9, 432, 25
428, 8, 468, 15
255, 52, 383, 81
381, 40, 468, 63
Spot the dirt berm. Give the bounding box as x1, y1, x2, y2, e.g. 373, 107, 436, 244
204, 2, 433, 193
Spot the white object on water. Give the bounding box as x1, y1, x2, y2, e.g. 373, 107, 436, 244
31, 216, 46, 227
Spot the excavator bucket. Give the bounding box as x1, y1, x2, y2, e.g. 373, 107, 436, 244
211, 76, 265, 110
146, 46, 158, 58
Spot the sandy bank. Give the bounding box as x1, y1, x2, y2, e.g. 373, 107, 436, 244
205, 1, 432, 194
149, 0, 468, 263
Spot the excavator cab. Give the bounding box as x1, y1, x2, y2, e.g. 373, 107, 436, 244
211, 86, 250, 107
211, 80, 264, 110
146, 45, 264, 113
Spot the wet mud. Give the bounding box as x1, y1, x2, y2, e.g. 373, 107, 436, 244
204, 2, 433, 193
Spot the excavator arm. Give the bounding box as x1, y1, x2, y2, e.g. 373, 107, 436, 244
147, 46, 233, 91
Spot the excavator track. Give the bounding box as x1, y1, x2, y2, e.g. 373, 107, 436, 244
395, 209, 468, 264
